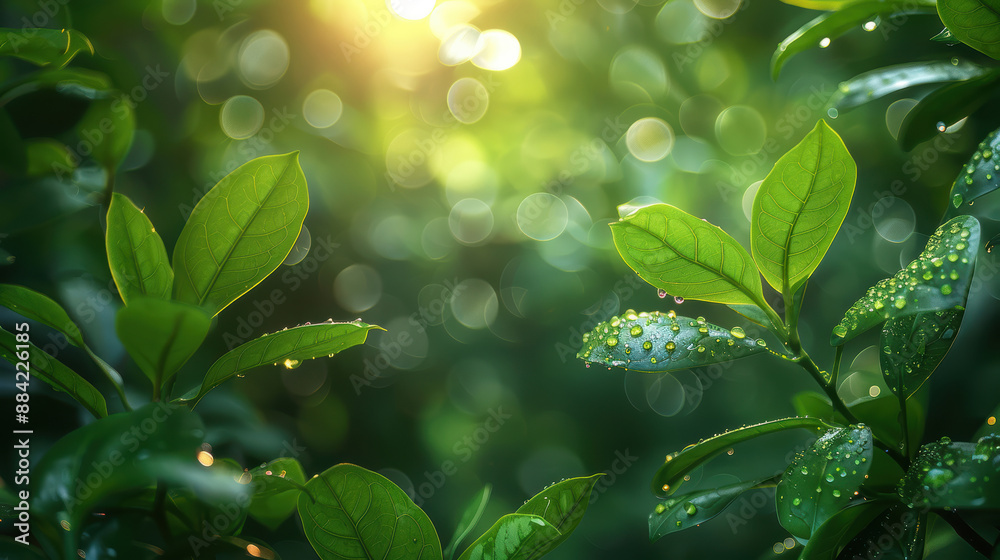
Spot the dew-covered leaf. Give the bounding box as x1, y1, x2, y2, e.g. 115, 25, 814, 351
835, 504, 926, 560
945, 126, 1000, 219
297, 463, 442, 560
0, 326, 107, 418
829, 60, 989, 113
577, 309, 768, 372
898, 71, 1000, 151
444, 485, 492, 560
751, 120, 856, 294
610, 203, 771, 308
457, 514, 561, 560
172, 152, 309, 317
515, 474, 602, 555
0, 28, 94, 67
830, 215, 979, 345
651, 417, 833, 498
115, 297, 210, 391
880, 310, 963, 399
770, 1, 937, 80
796, 500, 892, 560
106, 193, 173, 305
649, 477, 772, 541
938, 0, 1000, 59
776, 425, 873, 539
899, 435, 1000, 509
183, 321, 379, 407
248, 457, 307, 531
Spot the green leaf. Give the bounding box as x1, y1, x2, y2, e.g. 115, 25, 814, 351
115, 297, 210, 391
945, 126, 1000, 219
829, 60, 990, 113
77, 96, 134, 173
0, 537, 48, 559
0, 326, 107, 418
183, 320, 378, 407
836, 504, 926, 560
880, 310, 963, 399
793, 391, 839, 422
651, 417, 833, 497
457, 514, 561, 560
514, 474, 602, 555
172, 153, 309, 317
25, 138, 75, 177
611, 204, 771, 310
577, 310, 768, 372
847, 395, 925, 458
796, 501, 892, 560
770, 1, 937, 80
938, 0, 1000, 59
0, 283, 85, 347
649, 477, 772, 541
899, 435, 1000, 509
297, 463, 442, 560
751, 120, 856, 294
106, 193, 173, 305
32, 404, 248, 553
0, 67, 112, 104
444, 485, 492, 560
777, 0, 858, 10
0, 28, 94, 67
775, 425, 874, 539
248, 457, 307, 531
898, 71, 1000, 151
831, 215, 979, 345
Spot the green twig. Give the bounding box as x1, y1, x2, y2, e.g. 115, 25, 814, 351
939, 510, 992, 558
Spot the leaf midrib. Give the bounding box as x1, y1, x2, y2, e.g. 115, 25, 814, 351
193, 157, 297, 307
624, 217, 759, 305
781, 130, 824, 294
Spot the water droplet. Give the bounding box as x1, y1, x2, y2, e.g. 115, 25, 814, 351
684, 502, 697, 516
832, 489, 842, 497
894, 298, 906, 309
792, 497, 801, 506
730, 326, 746, 339
655, 503, 666, 514
825, 473, 835, 483
283, 358, 301, 369
657, 289, 668, 298
607, 337, 619, 347
953, 193, 964, 208
937, 121, 947, 132
665, 342, 676, 351
755, 339, 766, 347
833, 325, 847, 338
940, 284, 952, 295
827, 107, 839, 119
674, 296, 684, 304
819, 37, 831, 48
642, 341, 653, 351
630, 325, 643, 337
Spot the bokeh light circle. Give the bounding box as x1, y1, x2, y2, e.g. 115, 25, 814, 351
516, 193, 569, 241
282, 225, 311, 266
303, 89, 344, 129
450, 278, 498, 329
872, 196, 916, 243
439, 25, 483, 65
238, 30, 290, 89
388, 0, 436, 20
626, 117, 675, 162
694, 0, 741, 18
715, 105, 767, 155
646, 373, 686, 417
743, 180, 762, 221
219, 95, 264, 139
333, 264, 383, 313
162, 0, 196, 25
471, 30, 521, 71
449, 198, 494, 244
447, 77, 489, 124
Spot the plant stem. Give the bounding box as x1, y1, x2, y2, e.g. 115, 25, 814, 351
899, 393, 910, 459
940, 510, 993, 558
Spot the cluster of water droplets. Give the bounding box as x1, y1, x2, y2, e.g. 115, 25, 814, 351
880, 310, 960, 395
578, 309, 765, 371
898, 434, 1000, 508
949, 128, 1000, 212
831, 217, 978, 343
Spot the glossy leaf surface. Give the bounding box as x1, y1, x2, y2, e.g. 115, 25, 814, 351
0, 28, 93, 67
457, 514, 561, 560
829, 60, 989, 112
185, 320, 378, 406
611, 204, 768, 307
115, 297, 210, 389
297, 463, 442, 560
514, 474, 602, 555
796, 501, 892, 560
578, 309, 767, 372
651, 417, 832, 497
444, 485, 492, 560
247, 457, 307, 531
880, 310, 963, 399
0, 283, 84, 346
649, 477, 770, 541
830, 215, 979, 345
172, 152, 309, 316
751, 120, 856, 294
106, 193, 173, 305
776, 425, 873, 539
898, 71, 1000, 151
945, 126, 1000, 219
938, 0, 1000, 59
899, 435, 1000, 509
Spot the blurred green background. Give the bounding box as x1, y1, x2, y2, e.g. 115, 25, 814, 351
2, 0, 1000, 557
